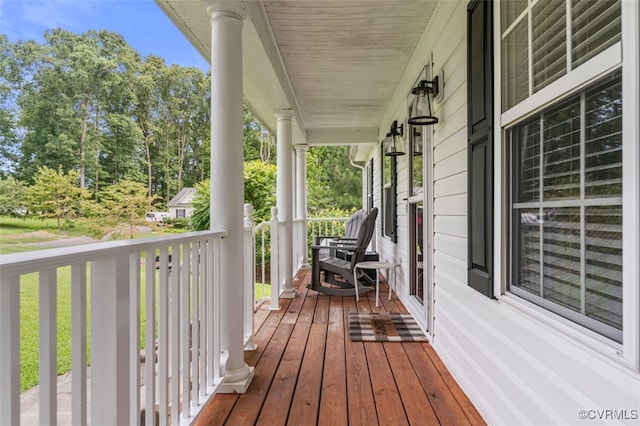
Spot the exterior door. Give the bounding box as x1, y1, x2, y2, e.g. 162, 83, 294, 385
408, 110, 433, 330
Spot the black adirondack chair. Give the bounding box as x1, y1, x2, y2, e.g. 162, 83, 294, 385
308, 208, 378, 296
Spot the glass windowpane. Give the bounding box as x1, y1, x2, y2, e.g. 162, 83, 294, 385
585, 205, 622, 329
572, 0, 621, 67
514, 208, 541, 295
502, 18, 529, 111
543, 101, 580, 200
533, 0, 567, 92
585, 72, 622, 198
501, 0, 527, 32
542, 207, 581, 311
514, 119, 540, 203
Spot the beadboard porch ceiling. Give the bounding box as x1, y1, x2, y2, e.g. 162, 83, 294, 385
155, 0, 438, 159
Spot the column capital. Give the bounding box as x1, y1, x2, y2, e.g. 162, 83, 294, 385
275, 109, 294, 120
206, 1, 246, 22
294, 144, 309, 152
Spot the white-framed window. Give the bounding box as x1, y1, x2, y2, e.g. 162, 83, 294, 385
500, 0, 640, 352
501, 0, 621, 112
508, 70, 622, 342
176, 209, 186, 218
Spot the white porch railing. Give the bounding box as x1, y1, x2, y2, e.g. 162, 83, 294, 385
308, 217, 349, 244
0, 230, 227, 425
0, 206, 354, 425
250, 214, 349, 306
243, 204, 256, 350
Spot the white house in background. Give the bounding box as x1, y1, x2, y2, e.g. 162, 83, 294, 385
156, 0, 640, 423
167, 187, 196, 219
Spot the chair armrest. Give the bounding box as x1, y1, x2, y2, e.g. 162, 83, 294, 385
314, 235, 345, 245
311, 244, 358, 251
328, 238, 357, 246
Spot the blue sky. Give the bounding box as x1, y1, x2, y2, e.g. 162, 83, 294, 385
0, 0, 209, 71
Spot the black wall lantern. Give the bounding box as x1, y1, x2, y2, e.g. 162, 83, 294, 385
384, 120, 405, 156
408, 77, 439, 126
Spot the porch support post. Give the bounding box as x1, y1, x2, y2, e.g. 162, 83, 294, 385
295, 145, 310, 269
207, 0, 253, 393
276, 110, 296, 298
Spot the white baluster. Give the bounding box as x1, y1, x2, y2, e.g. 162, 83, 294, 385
91, 254, 130, 425
244, 204, 257, 350
0, 275, 20, 426
39, 268, 57, 426
144, 251, 156, 426
270, 207, 280, 310
71, 263, 87, 426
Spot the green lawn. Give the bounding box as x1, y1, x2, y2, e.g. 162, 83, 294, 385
0, 216, 94, 239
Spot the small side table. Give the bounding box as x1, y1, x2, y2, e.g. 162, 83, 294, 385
353, 261, 399, 307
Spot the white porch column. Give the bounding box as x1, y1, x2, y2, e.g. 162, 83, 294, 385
276, 110, 296, 298
295, 145, 310, 269
207, 1, 253, 392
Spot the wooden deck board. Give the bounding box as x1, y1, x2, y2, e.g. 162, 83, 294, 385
194, 271, 486, 426
403, 342, 471, 425
287, 322, 327, 424
256, 285, 316, 425
343, 295, 379, 425
317, 296, 347, 426
365, 341, 409, 425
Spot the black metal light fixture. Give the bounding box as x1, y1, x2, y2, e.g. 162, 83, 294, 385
408, 77, 439, 126
384, 120, 405, 156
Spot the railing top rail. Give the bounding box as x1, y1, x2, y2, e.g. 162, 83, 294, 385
0, 229, 229, 277
254, 221, 269, 232
307, 217, 350, 222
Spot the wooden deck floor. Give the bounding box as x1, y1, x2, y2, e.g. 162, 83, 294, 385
194, 270, 486, 426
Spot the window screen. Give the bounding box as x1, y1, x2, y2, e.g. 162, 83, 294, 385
510, 70, 622, 341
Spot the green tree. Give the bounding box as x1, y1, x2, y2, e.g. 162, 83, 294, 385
25, 166, 90, 229
0, 35, 20, 176
98, 179, 154, 238
243, 106, 274, 163
0, 176, 25, 216
133, 58, 210, 203
244, 160, 277, 222
307, 146, 361, 214
190, 179, 211, 231
15, 29, 140, 189
190, 160, 278, 231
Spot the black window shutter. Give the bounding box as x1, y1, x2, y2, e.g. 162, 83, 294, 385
467, 0, 494, 298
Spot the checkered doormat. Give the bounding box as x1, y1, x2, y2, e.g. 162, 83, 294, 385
348, 312, 428, 342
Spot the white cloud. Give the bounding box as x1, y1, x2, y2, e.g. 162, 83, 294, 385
0, 0, 96, 42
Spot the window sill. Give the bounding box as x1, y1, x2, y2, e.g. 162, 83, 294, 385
498, 293, 639, 375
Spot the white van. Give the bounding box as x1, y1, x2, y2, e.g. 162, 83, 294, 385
145, 212, 170, 223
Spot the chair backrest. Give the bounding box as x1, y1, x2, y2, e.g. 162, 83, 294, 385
349, 208, 378, 270
344, 209, 367, 238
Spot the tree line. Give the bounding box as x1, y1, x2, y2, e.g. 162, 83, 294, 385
0, 29, 361, 227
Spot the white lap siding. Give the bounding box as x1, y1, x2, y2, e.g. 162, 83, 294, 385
387, 1, 640, 424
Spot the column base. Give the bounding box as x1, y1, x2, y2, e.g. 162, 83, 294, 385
299, 263, 311, 270
280, 287, 296, 299
218, 363, 255, 394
